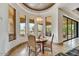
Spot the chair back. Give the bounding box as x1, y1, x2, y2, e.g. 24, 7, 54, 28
51, 34, 54, 45
28, 35, 36, 51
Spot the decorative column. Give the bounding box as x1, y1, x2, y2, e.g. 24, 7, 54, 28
42, 16, 46, 37
26, 14, 30, 38
16, 9, 20, 40
34, 16, 38, 38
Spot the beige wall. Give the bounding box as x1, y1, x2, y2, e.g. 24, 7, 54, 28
0, 3, 9, 55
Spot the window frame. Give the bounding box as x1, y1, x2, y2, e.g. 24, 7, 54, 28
19, 15, 26, 36
63, 16, 78, 41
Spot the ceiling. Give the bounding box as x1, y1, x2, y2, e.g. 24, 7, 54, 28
59, 3, 79, 10
59, 3, 79, 20
22, 3, 55, 11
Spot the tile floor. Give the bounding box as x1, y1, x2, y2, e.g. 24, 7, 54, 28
9, 38, 79, 56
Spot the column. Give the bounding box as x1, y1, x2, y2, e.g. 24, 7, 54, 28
34, 16, 38, 38
0, 3, 9, 55
16, 9, 20, 40
42, 16, 46, 37
58, 10, 63, 43
26, 14, 30, 38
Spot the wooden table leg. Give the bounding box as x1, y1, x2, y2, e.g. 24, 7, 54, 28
42, 42, 44, 54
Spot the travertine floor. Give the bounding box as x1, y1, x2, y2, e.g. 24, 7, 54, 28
9, 38, 79, 56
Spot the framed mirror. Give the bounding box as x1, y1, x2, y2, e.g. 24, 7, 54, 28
8, 6, 16, 41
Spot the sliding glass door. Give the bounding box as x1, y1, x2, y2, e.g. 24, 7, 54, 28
72, 21, 75, 38
68, 19, 72, 39
63, 17, 67, 41
63, 16, 78, 41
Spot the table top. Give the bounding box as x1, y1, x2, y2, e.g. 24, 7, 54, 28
36, 38, 47, 43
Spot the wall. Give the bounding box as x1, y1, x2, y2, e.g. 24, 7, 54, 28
0, 3, 9, 55
8, 4, 28, 52
0, 3, 28, 55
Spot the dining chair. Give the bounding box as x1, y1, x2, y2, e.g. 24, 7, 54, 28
28, 35, 40, 56
44, 34, 54, 53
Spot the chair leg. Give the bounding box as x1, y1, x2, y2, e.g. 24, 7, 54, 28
35, 48, 37, 56
29, 47, 30, 56
35, 51, 37, 56
51, 47, 53, 53
38, 44, 41, 52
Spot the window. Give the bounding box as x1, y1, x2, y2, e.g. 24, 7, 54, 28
63, 16, 78, 41
20, 15, 26, 36
74, 22, 77, 37
68, 19, 72, 39
72, 21, 75, 38
63, 17, 67, 40
37, 17, 43, 37
8, 6, 16, 41
29, 17, 35, 35
45, 16, 52, 36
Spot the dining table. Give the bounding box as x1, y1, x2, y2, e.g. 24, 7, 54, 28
36, 38, 47, 54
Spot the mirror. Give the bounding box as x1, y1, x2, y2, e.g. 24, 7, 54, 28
8, 6, 16, 41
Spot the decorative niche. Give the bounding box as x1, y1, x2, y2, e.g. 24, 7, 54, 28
8, 5, 16, 41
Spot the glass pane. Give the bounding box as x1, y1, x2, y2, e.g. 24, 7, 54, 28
68, 19, 72, 39
72, 21, 75, 38
37, 17, 43, 38
29, 18, 35, 35
20, 15, 26, 36
63, 17, 67, 40
45, 16, 52, 36
63, 16, 78, 41
74, 22, 77, 37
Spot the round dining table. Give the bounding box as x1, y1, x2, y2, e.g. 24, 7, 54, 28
36, 38, 47, 54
